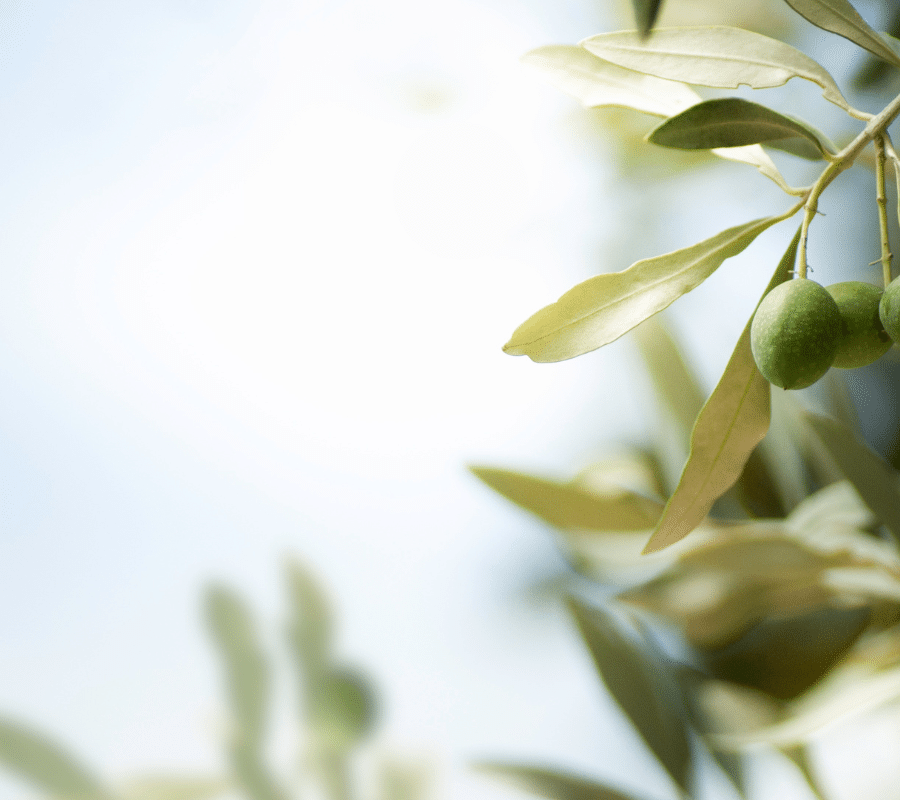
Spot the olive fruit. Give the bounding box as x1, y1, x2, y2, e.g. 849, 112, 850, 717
750, 278, 842, 389
879, 276, 900, 343
825, 282, 892, 368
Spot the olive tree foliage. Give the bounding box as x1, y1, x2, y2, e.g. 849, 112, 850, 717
475, 1, 900, 799
0, 562, 426, 800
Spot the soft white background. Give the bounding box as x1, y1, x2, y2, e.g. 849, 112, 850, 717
0, 1, 891, 799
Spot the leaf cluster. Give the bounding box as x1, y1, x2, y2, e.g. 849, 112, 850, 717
0, 561, 426, 800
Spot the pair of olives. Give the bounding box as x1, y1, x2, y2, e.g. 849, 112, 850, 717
750, 278, 897, 390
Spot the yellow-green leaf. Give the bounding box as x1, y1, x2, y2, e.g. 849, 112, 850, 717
470, 467, 661, 530
504, 214, 790, 362
521, 45, 701, 117
781, 0, 900, 67
0, 717, 110, 800
119, 776, 229, 800
642, 228, 801, 554
474, 763, 652, 800
581, 27, 852, 113
647, 98, 833, 157
521, 46, 797, 192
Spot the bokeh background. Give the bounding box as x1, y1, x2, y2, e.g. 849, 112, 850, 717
1, 1, 898, 799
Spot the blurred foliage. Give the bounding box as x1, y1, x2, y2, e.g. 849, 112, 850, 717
0, 560, 426, 800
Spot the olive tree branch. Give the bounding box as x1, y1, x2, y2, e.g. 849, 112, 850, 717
798, 90, 900, 279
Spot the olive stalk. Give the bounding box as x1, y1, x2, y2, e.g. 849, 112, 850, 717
875, 135, 892, 287
797, 90, 900, 279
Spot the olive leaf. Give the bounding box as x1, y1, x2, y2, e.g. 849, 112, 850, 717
118, 776, 230, 800
632, 0, 666, 37
469, 467, 661, 530
580, 27, 852, 114
634, 318, 705, 451
641, 228, 801, 555
567, 599, 693, 794
474, 763, 656, 800
521, 46, 798, 192
503, 213, 792, 362
781, 0, 900, 68
647, 98, 834, 158
803, 412, 900, 545
0, 716, 111, 800
205, 586, 286, 800
521, 45, 700, 117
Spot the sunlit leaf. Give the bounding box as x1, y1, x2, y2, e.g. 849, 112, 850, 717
470, 467, 662, 530
119, 776, 229, 800
786, 481, 875, 535
475, 763, 654, 800
781, 0, 900, 67
710, 145, 799, 195
504, 213, 790, 362
568, 599, 693, 793
581, 27, 852, 113
376, 757, 431, 800
633, 0, 666, 37
521, 45, 701, 117
647, 99, 832, 157
804, 412, 900, 544
0, 717, 109, 800
642, 228, 800, 555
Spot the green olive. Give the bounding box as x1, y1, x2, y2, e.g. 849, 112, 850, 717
826, 281, 891, 368
879, 276, 900, 344
750, 278, 842, 389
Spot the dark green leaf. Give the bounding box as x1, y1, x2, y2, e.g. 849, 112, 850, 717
567, 599, 693, 794
804, 412, 900, 544
470, 467, 661, 530
647, 98, 832, 157
0, 716, 109, 800
642, 227, 800, 554
475, 763, 656, 800
632, 0, 665, 37
781, 0, 900, 67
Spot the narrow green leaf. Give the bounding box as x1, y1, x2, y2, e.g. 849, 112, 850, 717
119, 776, 229, 800
475, 763, 654, 800
567, 599, 693, 794
647, 98, 832, 157
781, 0, 900, 67
633, 0, 666, 37
763, 137, 827, 161
285, 558, 333, 674
470, 467, 662, 530
643, 227, 800, 555
521, 45, 701, 117
581, 27, 852, 113
0, 716, 109, 800
504, 214, 790, 362
633, 317, 705, 448
205, 585, 269, 748
804, 412, 900, 544
711, 145, 798, 194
